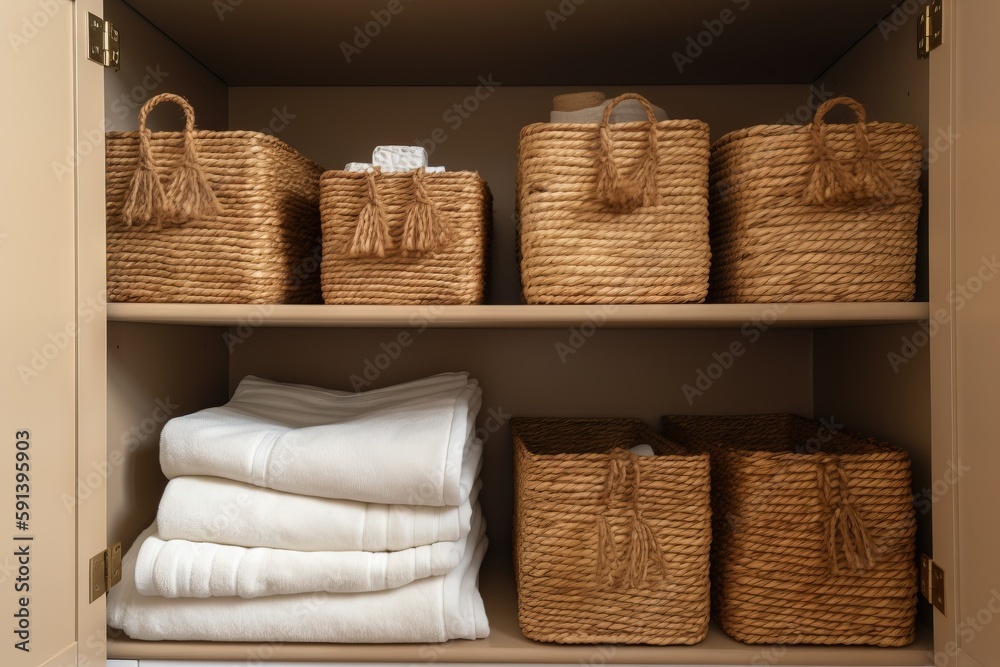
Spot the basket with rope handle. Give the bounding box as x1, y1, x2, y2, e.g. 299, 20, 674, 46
512, 417, 711, 644
517, 93, 711, 305
709, 96, 922, 303
660, 413, 917, 647
319, 167, 491, 305
106, 93, 324, 304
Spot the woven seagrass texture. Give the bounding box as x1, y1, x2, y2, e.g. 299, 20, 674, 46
512, 418, 711, 644
517, 94, 711, 304
320, 169, 491, 305
661, 414, 917, 646
709, 97, 923, 303
106, 94, 324, 304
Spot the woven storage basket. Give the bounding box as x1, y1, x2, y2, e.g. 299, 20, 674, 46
106, 94, 324, 304
517, 93, 711, 304
709, 97, 923, 303
319, 168, 491, 304
512, 418, 712, 644
660, 414, 917, 646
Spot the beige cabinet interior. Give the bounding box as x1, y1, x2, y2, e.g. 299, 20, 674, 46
101, 0, 944, 664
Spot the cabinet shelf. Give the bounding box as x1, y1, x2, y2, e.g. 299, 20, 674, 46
107, 562, 932, 665
106, 302, 930, 329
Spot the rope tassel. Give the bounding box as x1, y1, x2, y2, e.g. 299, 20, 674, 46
122, 93, 223, 227
402, 168, 447, 254
596, 447, 669, 589
819, 457, 877, 575
596, 93, 661, 213
349, 169, 391, 258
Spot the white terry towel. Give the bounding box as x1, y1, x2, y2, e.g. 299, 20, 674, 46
136, 505, 483, 598
157, 476, 481, 552
160, 373, 482, 506
108, 522, 489, 643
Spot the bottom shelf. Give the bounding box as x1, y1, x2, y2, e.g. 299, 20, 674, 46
108, 560, 933, 665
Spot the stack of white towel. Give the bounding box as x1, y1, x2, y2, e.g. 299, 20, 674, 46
108, 372, 489, 643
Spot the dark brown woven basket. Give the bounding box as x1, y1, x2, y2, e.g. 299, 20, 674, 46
106, 94, 324, 304
709, 97, 922, 303
661, 413, 917, 646
320, 169, 491, 305
512, 418, 711, 644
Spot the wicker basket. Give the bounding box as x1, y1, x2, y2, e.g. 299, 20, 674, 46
106, 94, 324, 304
660, 414, 917, 646
319, 169, 491, 304
709, 97, 923, 303
512, 418, 712, 644
516, 93, 711, 304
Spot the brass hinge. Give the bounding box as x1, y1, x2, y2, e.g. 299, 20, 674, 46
920, 554, 946, 614
89, 542, 122, 603
918, 0, 943, 59
87, 13, 120, 71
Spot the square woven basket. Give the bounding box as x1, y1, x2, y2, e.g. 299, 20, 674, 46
106, 94, 324, 304
319, 169, 491, 304
512, 418, 712, 644
709, 96, 923, 303
661, 413, 918, 646
516, 94, 711, 304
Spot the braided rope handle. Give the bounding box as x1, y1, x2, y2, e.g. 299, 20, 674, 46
122, 93, 221, 226
595, 447, 669, 589
596, 93, 660, 213
804, 96, 898, 206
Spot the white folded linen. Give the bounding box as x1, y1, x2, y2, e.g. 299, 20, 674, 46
108, 522, 489, 643
157, 476, 481, 552
372, 145, 428, 170
160, 374, 482, 506
345, 162, 445, 173
136, 505, 483, 598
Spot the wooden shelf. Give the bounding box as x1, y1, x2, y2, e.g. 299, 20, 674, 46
107, 302, 930, 329
108, 562, 932, 665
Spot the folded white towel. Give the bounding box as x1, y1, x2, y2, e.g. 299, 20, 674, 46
160, 374, 482, 506
372, 145, 428, 171
108, 522, 489, 643
345, 162, 445, 173
136, 505, 483, 598
157, 476, 481, 552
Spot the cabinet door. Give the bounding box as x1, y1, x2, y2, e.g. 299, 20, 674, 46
951, 0, 1000, 663
931, 0, 1000, 665
1, 1, 107, 666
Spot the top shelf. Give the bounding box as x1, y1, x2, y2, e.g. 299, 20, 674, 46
106, 302, 929, 329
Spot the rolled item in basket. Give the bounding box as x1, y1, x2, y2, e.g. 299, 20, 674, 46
345, 162, 445, 173
159, 373, 483, 506
550, 98, 669, 124
157, 476, 482, 552
135, 505, 484, 598
372, 145, 428, 171
108, 521, 489, 642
